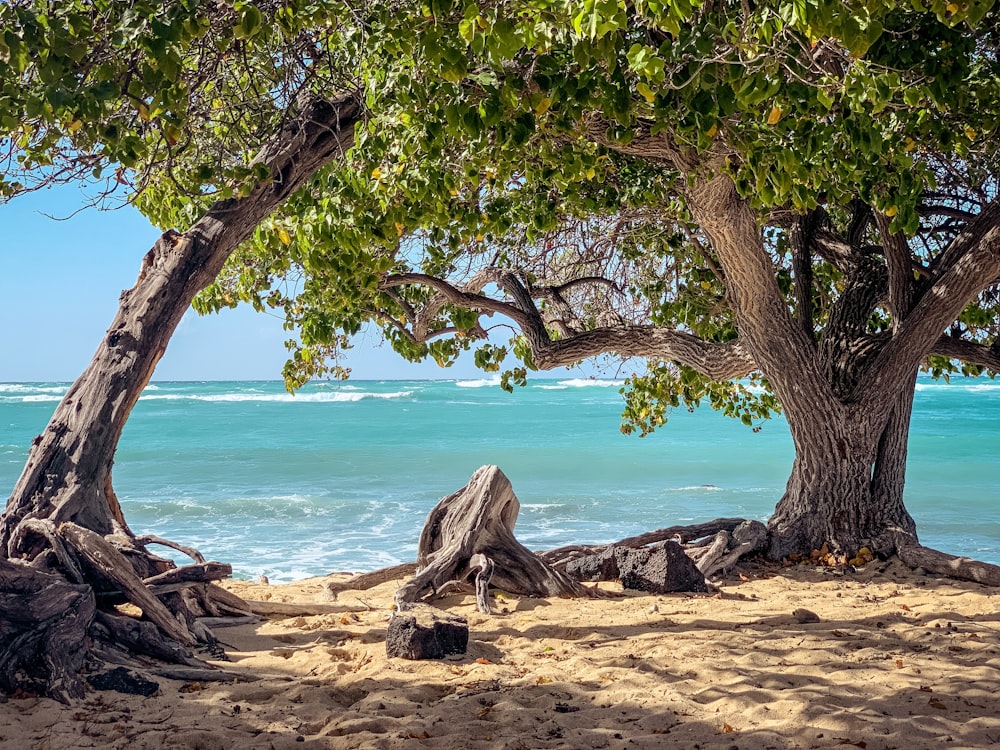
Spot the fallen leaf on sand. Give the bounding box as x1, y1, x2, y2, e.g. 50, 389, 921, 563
475, 658, 493, 665
720, 722, 735, 733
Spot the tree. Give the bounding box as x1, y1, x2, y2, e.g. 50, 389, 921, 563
199, 0, 1000, 573
2, 0, 1000, 701
0, 0, 365, 700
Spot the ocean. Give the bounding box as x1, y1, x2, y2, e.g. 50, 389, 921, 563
1, 378, 998, 581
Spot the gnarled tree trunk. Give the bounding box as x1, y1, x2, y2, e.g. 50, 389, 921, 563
0, 94, 362, 701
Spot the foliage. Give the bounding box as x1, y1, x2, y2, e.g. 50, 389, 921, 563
2, 0, 999, 433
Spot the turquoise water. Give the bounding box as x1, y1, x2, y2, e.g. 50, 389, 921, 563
1, 378, 997, 581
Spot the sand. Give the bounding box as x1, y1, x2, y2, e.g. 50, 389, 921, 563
3, 558, 1000, 750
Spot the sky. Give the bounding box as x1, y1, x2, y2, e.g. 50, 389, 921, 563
0, 185, 594, 383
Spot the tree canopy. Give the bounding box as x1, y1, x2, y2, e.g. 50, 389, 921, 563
170, 0, 1000, 429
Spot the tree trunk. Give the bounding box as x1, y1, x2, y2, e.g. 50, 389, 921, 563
0, 94, 361, 701
766, 376, 917, 560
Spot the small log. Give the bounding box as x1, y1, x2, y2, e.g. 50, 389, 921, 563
690, 530, 731, 574
150, 666, 260, 683
195, 615, 261, 629
323, 563, 419, 599
143, 561, 232, 587
395, 466, 594, 607
59, 523, 196, 646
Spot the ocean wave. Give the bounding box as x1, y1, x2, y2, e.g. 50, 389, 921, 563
6, 394, 64, 403
665, 485, 722, 492
0, 384, 68, 395
139, 390, 413, 403
556, 378, 622, 388
455, 377, 501, 388
915, 382, 1000, 393
536, 384, 568, 390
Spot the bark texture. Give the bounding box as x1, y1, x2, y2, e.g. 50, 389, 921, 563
395, 465, 595, 612
0, 93, 362, 700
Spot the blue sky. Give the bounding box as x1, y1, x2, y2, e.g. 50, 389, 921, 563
1, 185, 594, 382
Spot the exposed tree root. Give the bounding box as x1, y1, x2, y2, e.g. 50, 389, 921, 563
896, 539, 1000, 586
1, 518, 253, 702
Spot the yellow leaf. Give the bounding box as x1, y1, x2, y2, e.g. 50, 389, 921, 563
964, 126, 977, 140
904, 137, 917, 152
475, 233, 484, 242
278, 228, 292, 246
946, 2, 959, 13
66, 119, 83, 133
706, 122, 718, 138
636, 81, 656, 104
534, 97, 552, 115
394, 222, 405, 237
137, 102, 150, 121
449, 188, 459, 196
371, 167, 382, 179
766, 105, 782, 125
885, 205, 898, 217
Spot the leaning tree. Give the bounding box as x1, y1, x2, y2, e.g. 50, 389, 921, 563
197, 0, 1000, 575
0, 0, 366, 701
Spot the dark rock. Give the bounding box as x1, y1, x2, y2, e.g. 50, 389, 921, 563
386, 603, 469, 660
616, 541, 708, 594
86, 667, 159, 696
565, 547, 621, 581
564, 542, 707, 593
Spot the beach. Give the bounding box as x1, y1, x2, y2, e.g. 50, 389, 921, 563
4, 557, 1000, 750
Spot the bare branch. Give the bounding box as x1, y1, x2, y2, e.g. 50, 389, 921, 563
929, 336, 1000, 373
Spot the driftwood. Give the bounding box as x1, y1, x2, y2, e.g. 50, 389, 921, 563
539, 518, 748, 569
896, 538, 1000, 585
687, 520, 769, 578
59, 523, 196, 646
323, 563, 418, 600
0, 559, 95, 702
395, 466, 595, 613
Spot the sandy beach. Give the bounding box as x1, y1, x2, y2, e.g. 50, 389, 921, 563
3, 557, 1000, 750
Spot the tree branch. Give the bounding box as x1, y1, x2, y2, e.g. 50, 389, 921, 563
379, 272, 756, 379
856, 198, 1000, 409
929, 335, 1000, 373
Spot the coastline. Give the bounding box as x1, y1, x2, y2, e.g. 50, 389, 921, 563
4, 558, 999, 749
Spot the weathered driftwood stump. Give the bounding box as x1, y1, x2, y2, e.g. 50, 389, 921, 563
395, 465, 594, 613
